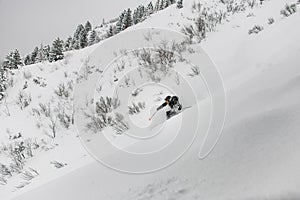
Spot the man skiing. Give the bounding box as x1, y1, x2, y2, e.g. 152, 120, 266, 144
157, 95, 182, 119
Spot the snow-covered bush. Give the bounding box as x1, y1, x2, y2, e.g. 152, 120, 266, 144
0, 176, 7, 185
55, 101, 74, 129
32, 103, 58, 138
248, 25, 264, 34
20, 168, 39, 181
15, 181, 30, 189
16, 91, 32, 110
84, 96, 121, 133
50, 160, 67, 169
54, 83, 70, 98
268, 17, 275, 25
111, 113, 129, 134
280, 3, 297, 17
128, 102, 146, 115
132, 88, 143, 97
33, 76, 47, 87
134, 45, 176, 82
76, 58, 96, 82
188, 66, 201, 77
247, 0, 256, 8
0, 163, 12, 177
96, 96, 121, 114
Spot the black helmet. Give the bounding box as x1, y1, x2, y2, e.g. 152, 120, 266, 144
165, 96, 171, 101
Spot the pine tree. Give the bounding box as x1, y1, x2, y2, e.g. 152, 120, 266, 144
31, 47, 39, 64
3, 52, 14, 69
133, 9, 139, 24
79, 29, 88, 48
122, 8, 133, 30
11, 49, 23, 69
155, 0, 161, 11
24, 55, 32, 65
73, 24, 84, 49
160, 0, 165, 10
106, 26, 115, 38
49, 38, 64, 62
0, 63, 8, 100
64, 36, 73, 51
165, 0, 171, 8
147, 2, 154, 15
36, 44, 47, 63
89, 29, 100, 45
84, 21, 92, 33
43, 45, 51, 60
137, 5, 146, 22
116, 11, 126, 33
177, 0, 183, 9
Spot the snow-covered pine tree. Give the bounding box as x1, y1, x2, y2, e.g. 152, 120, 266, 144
49, 38, 64, 62
147, 2, 154, 15
177, 0, 183, 9
64, 36, 73, 51
165, 0, 171, 8
133, 9, 139, 24
31, 47, 39, 64
106, 26, 115, 38
11, 49, 23, 69
24, 55, 32, 65
0, 63, 8, 100
155, 0, 161, 11
89, 29, 100, 45
43, 45, 51, 60
116, 11, 126, 33
3, 52, 13, 70
73, 24, 84, 49
36, 44, 47, 63
84, 21, 92, 33
122, 9, 133, 30
79, 29, 88, 48
138, 5, 146, 22
160, 0, 166, 10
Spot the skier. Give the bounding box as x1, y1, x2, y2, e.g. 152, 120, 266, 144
157, 95, 182, 119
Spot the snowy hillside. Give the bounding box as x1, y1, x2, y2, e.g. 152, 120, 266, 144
1, 0, 300, 199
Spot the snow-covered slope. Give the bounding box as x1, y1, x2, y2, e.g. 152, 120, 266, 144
1, 0, 300, 199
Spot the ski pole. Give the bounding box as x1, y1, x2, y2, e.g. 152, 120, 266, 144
149, 110, 158, 121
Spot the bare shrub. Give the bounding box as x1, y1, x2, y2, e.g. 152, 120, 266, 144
128, 102, 146, 115
77, 58, 95, 82
132, 88, 143, 97
111, 113, 129, 134
84, 96, 120, 133
21, 168, 39, 181
248, 25, 264, 34
280, 3, 297, 17
54, 83, 70, 98
15, 181, 30, 189
50, 161, 67, 169
96, 96, 120, 114
188, 66, 201, 77
0, 163, 12, 177
0, 176, 7, 185
134, 46, 176, 82
268, 17, 275, 25
16, 91, 32, 110
32, 103, 58, 138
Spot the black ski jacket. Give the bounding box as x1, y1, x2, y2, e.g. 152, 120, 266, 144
157, 96, 182, 111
